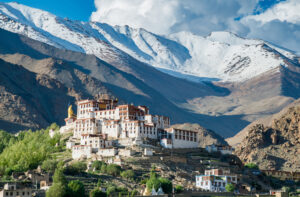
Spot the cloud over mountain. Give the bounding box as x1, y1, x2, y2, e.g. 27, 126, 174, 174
91, 0, 300, 54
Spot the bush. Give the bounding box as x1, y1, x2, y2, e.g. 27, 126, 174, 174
146, 177, 161, 192
121, 170, 135, 180
67, 180, 85, 197
106, 186, 117, 196
64, 161, 87, 175
89, 189, 107, 197
46, 182, 67, 197
245, 163, 258, 169
130, 189, 138, 197
225, 183, 235, 192
106, 164, 122, 176
158, 178, 172, 194
53, 168, 67, 185
47, 169, 67, 197
101, 163, 107, 173
175, 185, 183, 193
92, 161, 105, 171
42, 159, 58, 172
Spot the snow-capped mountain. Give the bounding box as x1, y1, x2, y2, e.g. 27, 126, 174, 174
0, 2, 298, 82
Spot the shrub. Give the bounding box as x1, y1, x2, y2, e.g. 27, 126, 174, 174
146, 177, 161, 192
64, 161, 87, 175
42, 159, 58, 172
225, 183, 235, 192
89, 189, 107, 197
92, 161, 105, 171
46, 182, 67, 197
106, 186, 117, 196
67, 180, 85, 197
100, 163, 107, 173
47, 169, 67, 197
106, 164, 122, 176
121, 170, 135, 180
245, 163, 258, 169
158, 178, 172, 194
53, 168, 67, 185
175, 185, 183, 193
130, 189, 138, 197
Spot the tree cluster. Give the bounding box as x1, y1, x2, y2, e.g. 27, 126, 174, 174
0, 123, 62, 175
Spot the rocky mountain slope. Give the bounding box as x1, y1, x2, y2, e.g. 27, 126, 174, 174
0, 2, 300, 137
0, 28, 217, 132
233, 99, 300, 171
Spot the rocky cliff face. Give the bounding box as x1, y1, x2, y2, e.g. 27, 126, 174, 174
234, 104, 300, 171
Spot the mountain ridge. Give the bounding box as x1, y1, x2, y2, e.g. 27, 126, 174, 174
0, 2, 298, 83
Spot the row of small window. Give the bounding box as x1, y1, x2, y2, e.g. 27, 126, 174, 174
198, 181, 226, 187
5, 191, 30, 196
175, 131, 197, 137
79, 103, 97, 108
175, 135, 197, 142
76, 128, 94, 131
96, 111, 116, 115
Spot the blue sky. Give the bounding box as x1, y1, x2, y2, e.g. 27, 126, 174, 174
0, 0, 96, 21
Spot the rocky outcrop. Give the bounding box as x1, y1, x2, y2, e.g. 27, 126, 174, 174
234, 104, 300, 171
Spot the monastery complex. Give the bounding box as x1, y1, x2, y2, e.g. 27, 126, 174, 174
59, 95, 199, 159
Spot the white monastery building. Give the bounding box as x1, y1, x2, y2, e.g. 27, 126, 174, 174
59, 94, 200, 159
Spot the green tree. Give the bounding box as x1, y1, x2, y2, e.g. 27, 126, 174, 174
245, 163, 258, 169
225, 183, 235, 192
67, 180, 85, 197
146, 177, 161, 192
158, 178, 172, 194
0, 126, 61, 175
0, 130, 15, 153
92, 161, 105, 171
53, 168, 67, 185
100, 163, 107, 173
106, 164, 122, 176
106, 186, 117, 196
89, 189, 106, 197
64, 161, 87, 175
121, 170, 135, 180
46, 182, 67, 197
175, 185, 183, 193
42, 159, 58, 172
47, 168, 70, 197
130, 189, 138, 197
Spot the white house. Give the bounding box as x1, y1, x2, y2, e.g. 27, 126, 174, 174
196, 169, 238, 192
160, 128, 198, 149
72, 145, 92, 159
205, 144, 234, 155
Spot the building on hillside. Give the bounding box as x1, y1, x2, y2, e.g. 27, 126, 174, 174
261, 170, 300, 181
196, 169, 238, 192
205, 144, 234, 155
160, 128, 198, 149
0, 183, 32, 197
59, 94, 201, 159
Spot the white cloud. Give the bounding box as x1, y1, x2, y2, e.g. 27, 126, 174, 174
90, 0, 300, 54
91, 0, 180, 35
245, 0, 300, 24
91, 0, 257, 35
